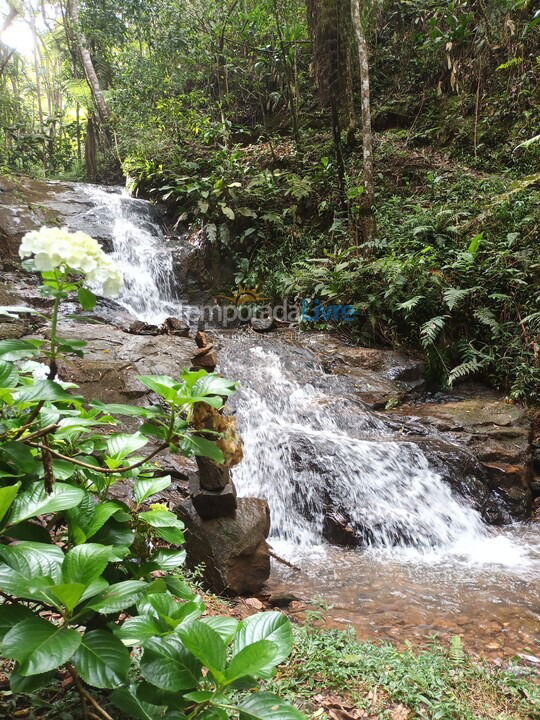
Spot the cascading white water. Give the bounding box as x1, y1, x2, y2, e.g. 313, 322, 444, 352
89, 183, 529, 567
221, 341, 528, 565
84, 185, 182, 323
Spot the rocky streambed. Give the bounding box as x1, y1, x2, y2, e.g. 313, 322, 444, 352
1, 175, 539, 666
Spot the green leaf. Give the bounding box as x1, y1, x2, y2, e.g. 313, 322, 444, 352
192, 374, 237, 399
0, 541, 63, 581
1, 616, 81, 676
87, 580, 148, 614
178, 621, 226, 682
225, 640, 279, 684
0, 339, 41, 361
0, 481, 21, 525
63, 543, 114, 584
139, 509, 184, 545
111, 687, 167, 720
94, 402, 161, 419
182, 435, 224, 463
134, 475, 171, 504
0, 360, 19, 388
78, 287, 97, 311
10, 667, 54, 693
49, 582, 86, 612
140, 636, 202, 691
17, 380, 78, 403
137, 375, 180, 403
237, 692, 305, 720
0, 565, 54, 601
233, 612, 293, 674
151, 548, 186, 570
73, 630, 130, 689
199, 616, 239, 644
0, 604, 35, 641
80, 576, 110, 603
115, 615, 163, 646
7, 482, 85, 525
106, 432, 148, 461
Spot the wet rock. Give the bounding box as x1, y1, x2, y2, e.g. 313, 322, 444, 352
189, 474, 237, 519
176, 497, 271, 595
162, 316, 189, 337
244, 597, 264, 610
0, 321, 29, 340
251, 317, 275, 333
48, 320, 195, 404
128, 320, 161, 335
170, 227, 234, 304
394, 389, 533, 519
322, 511, 357, 547
191, 350, 218, 371
196, 456, 230, 491
0, 175, 120, 263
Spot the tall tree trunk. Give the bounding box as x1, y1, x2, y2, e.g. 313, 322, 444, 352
84, 115, 97, 181
351, 0, 375, 244
66, 0, 110, 126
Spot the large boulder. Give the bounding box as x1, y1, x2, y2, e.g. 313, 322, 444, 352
176, 497, 271, 595
0, 176, 121, 267
393, 389, 533, 518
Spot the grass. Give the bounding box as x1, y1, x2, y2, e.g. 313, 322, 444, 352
266, 622, 540, 720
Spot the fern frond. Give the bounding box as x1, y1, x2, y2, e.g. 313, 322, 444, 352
420, 315, 449, 348
448, 359, 481, 386
443, 287, 476, 311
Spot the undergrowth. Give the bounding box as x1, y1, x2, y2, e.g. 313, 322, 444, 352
268, 624, 540, 720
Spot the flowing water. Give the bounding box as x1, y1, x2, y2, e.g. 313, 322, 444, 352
95, 185, 540, 663
84, 185, 182, 323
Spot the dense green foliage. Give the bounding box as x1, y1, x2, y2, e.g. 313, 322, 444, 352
0, 250, 303, 719
0, 1, 539, 398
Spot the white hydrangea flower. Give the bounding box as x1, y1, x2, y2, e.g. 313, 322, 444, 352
19, 226, 123, 298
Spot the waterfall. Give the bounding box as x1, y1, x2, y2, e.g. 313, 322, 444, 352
220, 339, 527, 565
84, 185, 181, 323
90, 184, 528, 567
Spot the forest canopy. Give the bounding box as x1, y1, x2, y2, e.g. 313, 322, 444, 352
0, 0, 539, 400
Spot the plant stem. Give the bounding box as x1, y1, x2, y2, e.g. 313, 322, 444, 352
27, 440, 169, 473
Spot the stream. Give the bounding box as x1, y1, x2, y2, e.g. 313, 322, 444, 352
78, 186, 540, 663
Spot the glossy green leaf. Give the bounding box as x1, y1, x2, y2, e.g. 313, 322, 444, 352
0, 603, 35, 641
106, 432, 148, 461
182, 435, 224, 463
115, 615, 163, 646
0, 339, 41, 361
111, 687, 167, 720
151, 548, 186, 570
7, 482, 84, 525
0, 360, 19, 388
49, 582, 86, 612
0, 541, 63, 581
77, 287, 97, 310
225, 640, 278, 684
134, 475, 171, 504
0, 481, 21, 525
200, 616, 239, 644
237, 692, 305, 720
73, 629, 130, 689
140, 636, 202, 691
10, 667, 54, 693
233, 612, 293, 675
177, 621, 226, 681
1, 616, 81, 675
17, 380, 78, 403
87, 580, 148, 614
62, 543, 113, 584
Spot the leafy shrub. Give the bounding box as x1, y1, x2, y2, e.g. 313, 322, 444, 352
285, 172, 540, 402
0, 229, 304, 719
